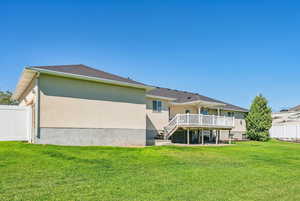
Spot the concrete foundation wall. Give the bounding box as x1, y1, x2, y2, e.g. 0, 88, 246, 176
146, 129, 159, 145
37, 128, 146, 146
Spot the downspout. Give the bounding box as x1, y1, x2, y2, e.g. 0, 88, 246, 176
34, 72, 41, 142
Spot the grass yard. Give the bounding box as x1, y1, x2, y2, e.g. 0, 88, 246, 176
0, 140, 300, 201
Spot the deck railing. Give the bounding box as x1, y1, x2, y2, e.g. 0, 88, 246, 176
165, 114, 235, 135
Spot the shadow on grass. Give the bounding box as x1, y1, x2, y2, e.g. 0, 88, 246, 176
41, 150, 112, 168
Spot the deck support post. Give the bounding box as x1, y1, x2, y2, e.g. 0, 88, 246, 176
197, 129, 201, 144
229, 130, 232, 144
201, 129, 204, 145
216, 130, 219, 144
187, 129, 190, 144
198, 106, 202, 114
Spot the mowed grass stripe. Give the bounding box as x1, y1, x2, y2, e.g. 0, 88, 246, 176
0, 140, 300, 201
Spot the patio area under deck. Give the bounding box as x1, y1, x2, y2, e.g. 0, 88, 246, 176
180, 127, 233, 145
164, 114, 235, 145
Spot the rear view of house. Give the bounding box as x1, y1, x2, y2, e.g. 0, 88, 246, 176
12, 64, 248, 146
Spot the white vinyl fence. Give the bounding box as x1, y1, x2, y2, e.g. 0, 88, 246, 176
0, 105, 31, 141
270, 124, 300, 140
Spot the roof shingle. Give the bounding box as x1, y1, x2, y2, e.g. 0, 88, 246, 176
289, 105, 300, 111
147, 87, 248, 112
30, 64, 146, 86
29, 64, 247, 112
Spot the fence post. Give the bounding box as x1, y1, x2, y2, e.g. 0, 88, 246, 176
296, 125, 298, 141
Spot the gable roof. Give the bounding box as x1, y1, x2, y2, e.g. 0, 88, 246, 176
147, 87, 248, 112
12, 64, 153, 101
289, 105, 300, 111
31, 64, 146, 86
13, 64, 248, 112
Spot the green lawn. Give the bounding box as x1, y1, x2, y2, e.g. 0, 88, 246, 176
0, 141, 300, 201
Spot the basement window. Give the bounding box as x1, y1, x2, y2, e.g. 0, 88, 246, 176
153, 100, 162, 112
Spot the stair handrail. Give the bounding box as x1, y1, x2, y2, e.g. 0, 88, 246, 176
164, 114, 179, 133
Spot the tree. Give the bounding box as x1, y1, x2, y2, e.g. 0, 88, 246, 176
246, 94, 272, 141
0, 90, 18, 105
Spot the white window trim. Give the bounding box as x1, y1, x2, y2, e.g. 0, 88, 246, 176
152, 100, 162, 112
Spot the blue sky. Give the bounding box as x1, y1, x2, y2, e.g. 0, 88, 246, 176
1, 0, 300, 111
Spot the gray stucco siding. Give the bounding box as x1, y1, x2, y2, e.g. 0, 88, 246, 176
37, 128, 146, 146
146, 129, 160, 146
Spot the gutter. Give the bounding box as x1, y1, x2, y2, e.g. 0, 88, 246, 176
170, 100, 226, 106
146, 94, 176, 101
34, 72, 40, 143
209, 106, 248, 113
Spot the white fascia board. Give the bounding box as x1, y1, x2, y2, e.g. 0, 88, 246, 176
146, 94, 176, 101
224, 109, 248, 113
28, 67, 155, 91
170, 100, 226, 107
210, 106, 248, 113
12, 69, 37, 101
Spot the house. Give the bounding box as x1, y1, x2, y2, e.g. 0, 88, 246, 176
270, 105, 300, 141
12, 64, 248, 146
288, 105, 300, 112
272, 105, 300, 126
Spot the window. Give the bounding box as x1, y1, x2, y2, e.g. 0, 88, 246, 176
201, 109, 209, 115
152, 100, 162, 112
185, 110, 191, 114
227, 112, 235, 117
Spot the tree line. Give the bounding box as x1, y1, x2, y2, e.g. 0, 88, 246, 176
0, 90, 18, 105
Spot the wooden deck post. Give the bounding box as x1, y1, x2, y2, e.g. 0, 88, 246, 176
197, 129, 201, 144
201, 129, 204, 145
187, 128, 190, 144
229, 130, 232, 144
198, 106, 202, 114
215, 130, 218, 144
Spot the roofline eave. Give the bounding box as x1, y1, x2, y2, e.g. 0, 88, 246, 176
146, 94, 177, 101
12, 68, 38, 101
28, 67, 155, 91
170, 100, 226, 107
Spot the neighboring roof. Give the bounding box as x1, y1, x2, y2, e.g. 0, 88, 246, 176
147, 87, 248, 112
31, 64, 146, 86
289, 105, 300, 111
